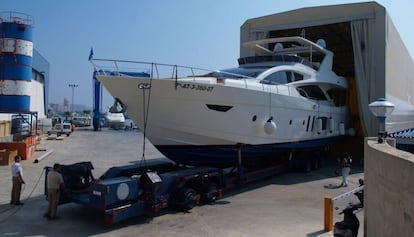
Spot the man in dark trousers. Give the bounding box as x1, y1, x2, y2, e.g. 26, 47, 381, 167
11, 155, 25, 205
44, 163, 65, 220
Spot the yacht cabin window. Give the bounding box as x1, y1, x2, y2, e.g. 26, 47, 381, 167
205, 67, 266, 79
297, 85, 328, 100
260, 71, 304, 85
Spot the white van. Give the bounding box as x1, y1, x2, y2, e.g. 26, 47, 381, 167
47, 122, 72, 136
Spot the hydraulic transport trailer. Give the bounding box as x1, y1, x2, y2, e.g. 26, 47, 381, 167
44, 152, 323, 224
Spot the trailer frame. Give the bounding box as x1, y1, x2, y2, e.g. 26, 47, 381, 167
44, 156, 293, 224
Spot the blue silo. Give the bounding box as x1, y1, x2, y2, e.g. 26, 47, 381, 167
0, 12, 34, 113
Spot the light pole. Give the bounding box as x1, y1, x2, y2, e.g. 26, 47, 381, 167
68, 84, 78, 115
368, 98, 395, 143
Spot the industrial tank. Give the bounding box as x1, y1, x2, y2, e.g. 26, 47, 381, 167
0, 12, 34, 113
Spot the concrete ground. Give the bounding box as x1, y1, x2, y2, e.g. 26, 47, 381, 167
0, 128, 364, 237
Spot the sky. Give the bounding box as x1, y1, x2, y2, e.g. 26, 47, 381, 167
2, 0, 414, 111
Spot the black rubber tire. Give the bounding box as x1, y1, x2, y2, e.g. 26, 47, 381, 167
203, 183, 218, 203
177, 188, 196, 211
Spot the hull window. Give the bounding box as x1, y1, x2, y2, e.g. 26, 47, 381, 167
206, 104, 233, 112
306, 115, 311, 132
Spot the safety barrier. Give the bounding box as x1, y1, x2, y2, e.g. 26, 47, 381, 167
323, 185, 364, 231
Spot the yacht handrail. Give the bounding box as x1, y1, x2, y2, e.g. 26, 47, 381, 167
92, 58, 210, 75
91, 58, 256, 80
90, 58, 307, 98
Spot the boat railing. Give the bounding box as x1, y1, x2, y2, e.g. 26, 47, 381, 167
91, 58, 255, 80
90, 58, 303, 98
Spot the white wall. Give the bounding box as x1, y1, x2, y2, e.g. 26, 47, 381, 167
365, 138, 414, 236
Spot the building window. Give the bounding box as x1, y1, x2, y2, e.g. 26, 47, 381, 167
32, 70, 45, 83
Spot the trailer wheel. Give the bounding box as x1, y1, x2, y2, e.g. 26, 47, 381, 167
203, 183, 218, 203
177, 188, 196, 211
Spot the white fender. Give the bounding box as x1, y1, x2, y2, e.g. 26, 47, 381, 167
317, 118, 323, 134
329, 117, 335, 133
339, 122, 345, 135
264, 119, 277, 135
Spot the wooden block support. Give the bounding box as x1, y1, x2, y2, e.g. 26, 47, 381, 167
324, 195, 334, 231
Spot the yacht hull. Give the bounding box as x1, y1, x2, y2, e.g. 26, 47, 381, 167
97, 75, 349, 167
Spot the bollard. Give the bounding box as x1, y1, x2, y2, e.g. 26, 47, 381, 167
324, 195, 333, 231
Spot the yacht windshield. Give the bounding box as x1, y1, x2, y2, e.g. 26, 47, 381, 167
206, 67, 267, 79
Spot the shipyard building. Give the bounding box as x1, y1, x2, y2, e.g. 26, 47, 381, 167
241, 1, 414, 139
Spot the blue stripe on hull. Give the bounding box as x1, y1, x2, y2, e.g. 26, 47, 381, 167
0, 95, 30, 113
156, 136, 345, 167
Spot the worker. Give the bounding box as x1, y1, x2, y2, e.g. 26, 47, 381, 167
340, 153, 352, 187
44, 163, 65, 220
11, 155, 25, 205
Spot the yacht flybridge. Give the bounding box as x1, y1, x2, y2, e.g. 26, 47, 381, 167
91, 36, 352, 167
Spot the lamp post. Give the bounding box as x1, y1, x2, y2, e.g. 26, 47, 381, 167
68, 84, 78, 115
368, 98, 395, 143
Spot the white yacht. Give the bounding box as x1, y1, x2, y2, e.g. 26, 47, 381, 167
92, 36, 352, 167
